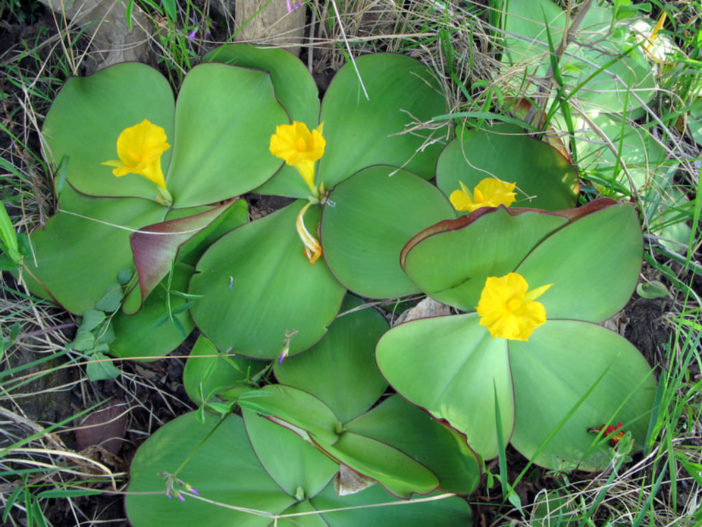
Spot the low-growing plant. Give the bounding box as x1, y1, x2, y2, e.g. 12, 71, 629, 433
7, 0, 695, 523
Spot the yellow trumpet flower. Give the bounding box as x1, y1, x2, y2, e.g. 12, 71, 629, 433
102, 119, 172, 205
449, 177, 516, 213
269, 121, 325, 197
476, 272, 552, 341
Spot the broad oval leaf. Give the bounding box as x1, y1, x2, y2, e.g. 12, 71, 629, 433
204, 44, 320, 129
573, 113, 667, 194
167, 63, 288, 207
402, 207, 568, 310
317, 54, 446, 190
508, 320, 657, 470
203, 44, 323, 199
126, 412, 294, 527
109, 262, 194, 359
274, 295, 389, 422
376, 314, 513, 459
239, 384, 341, 447
24, 186, 164, 314
436, 123, 579, 212
241, 385, 441, 498
42, 63, 175, 200
183, 335, 265, 405
190, 200, 346, 359
243, 408, 338, 499
503, 0, 655, 113
311, 484, 473, 526
516, 203, 642, 322
127, 411, 473, 527
346, 395, 481, 495
322, 166, 455, 298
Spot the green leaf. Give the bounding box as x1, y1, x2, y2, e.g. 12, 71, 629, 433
508, 320, 657, 470
23, 185, 163, 314
345, 395, 481, 495
117, 268, 134, 285
239, 384, 341, 446
574, 113, 667, 193
690, 100, 702, 146
161, 0, 176, 20
277, 500, 329, 527
126, 412, 473, 527
86, 352, 121, 381
515, 203, 642, 322
203, 44, 320, 200
317, 54, 447, 190
204, 44, 319, 129
166, 64, 288, 208
402, 207, 568, 310
503, 1, 655, 113
321, 167, 455, 298
183, 335, 265, 404
81, 309, 106, 332
324, 431, 439, 498
126, 413, 295, 527
376, 314, 513, 459
126, 200, 242, 312
42, 63, 175, 200
190, 201, 345, 359
243, 408, 338, 498
0, 200, 21, 263
109, 263, 195, 360
37, 489, 102, 498
310, 484, 473, 526
274, 295, 388, 422
240, 386, 440, 498
95, 283, 123, 313
170, 199, 249, 266
435, 123, 579, 212
636, 281, 668, 299
72, 328, 96, 352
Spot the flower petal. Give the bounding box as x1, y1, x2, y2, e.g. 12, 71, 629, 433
476, 272, 549, 341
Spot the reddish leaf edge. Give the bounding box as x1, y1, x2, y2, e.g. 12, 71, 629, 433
129, 198, 240, 313
400, 197, 620, 269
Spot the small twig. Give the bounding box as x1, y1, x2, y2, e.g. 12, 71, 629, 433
529, 0, 594, 127
329, 0, 369, 100
19, 322, 77, 339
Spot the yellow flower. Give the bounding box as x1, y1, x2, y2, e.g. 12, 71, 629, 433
269, 121, 325, 195
102, 119, 171, 191
476, 272, 552, 341
449, 177, 517, 212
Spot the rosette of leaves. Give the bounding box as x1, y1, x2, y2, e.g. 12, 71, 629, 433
127, 296, 477, 525
24, 59, 289, 357
236, 295, 481, 497
189, 45, 450, 359
126, 412, 474, 527
376, 199, 657, 469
